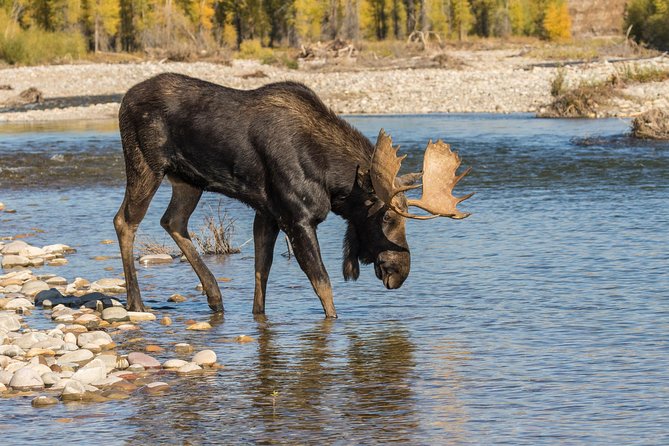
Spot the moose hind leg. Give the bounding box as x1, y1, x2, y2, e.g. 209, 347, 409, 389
114, 174, 162, 313
161, 177, 223, 313
288, 223, 338, 319
252, 213, 279, 315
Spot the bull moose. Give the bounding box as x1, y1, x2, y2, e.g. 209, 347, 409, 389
114, 73, 472, 318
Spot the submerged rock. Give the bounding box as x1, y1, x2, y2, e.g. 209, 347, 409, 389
192, 350, 217, 366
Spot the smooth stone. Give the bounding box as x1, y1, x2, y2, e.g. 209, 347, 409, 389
192, 350, 217, 366
138, 254, 173, 265
4, 297, 35, 310
0, 313, 21, 331
76, 331, 113, 348
115, 357, 129, 369
46, 276, 68, 286
32, 395, 59, 407
162, 359, 188, 369
14, 332, 48, 349
73, 278, 90, 289
0, 345, 24, 357
91, 375, 123, 387
42, 244, 75, 255
31, 338, 64, 351
41, 371, 61, 387
61, 380, 86, 401
96, 353, 118, 372
174, 343, 193, 354
176, 362, 202, 375
26, 348, 56, 358
9, 367, 44, 390
1, 241, 29, 255
59, 342, 79, 352
58, 349, 94, 364
0, 370, 14, 385
143, 381, 169, 393
63, 332, 77, 344
61, 324, 88, 334
126, 364, 145, 372
127, 352, 161, 369
18, 246, 46, 258
26, 362, 51, 376
128, 311, 156, 322
21, 280, 49, 297
0, 383, 5, 392
168, 294, 187, 303
186, 322, 212, 331
71, 359, 107, 385
1, 255, 31, 268
73, 313, 101, 327
160, 316, 172, 326
234, 335, 256, 343
48, 258, 68, 266
101, 306, 129, 322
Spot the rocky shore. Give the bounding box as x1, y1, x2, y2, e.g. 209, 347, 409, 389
0, 205, 254, 407
1, 49, 669, 121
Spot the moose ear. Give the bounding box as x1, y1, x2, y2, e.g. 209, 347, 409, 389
396, 172, 422, 187
342, 223, 360, 281
355, 165, 373, 192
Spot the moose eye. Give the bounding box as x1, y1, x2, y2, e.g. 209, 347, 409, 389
382, 212, 392, 223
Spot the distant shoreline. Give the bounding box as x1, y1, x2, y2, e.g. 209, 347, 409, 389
1, 50, 668, 122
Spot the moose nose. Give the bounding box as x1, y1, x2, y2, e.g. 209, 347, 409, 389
380, 264, 404, 289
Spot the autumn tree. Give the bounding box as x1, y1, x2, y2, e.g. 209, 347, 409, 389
542, 0, 570, 41
82, 0, 119, 51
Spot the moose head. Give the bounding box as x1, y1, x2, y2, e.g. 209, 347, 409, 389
344, 129, 474, 290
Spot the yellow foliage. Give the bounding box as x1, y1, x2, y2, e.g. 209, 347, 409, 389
427, 0, 448, 36
222, 22, 237, 47
294, 0, 325, 42
543, 0, 571, 42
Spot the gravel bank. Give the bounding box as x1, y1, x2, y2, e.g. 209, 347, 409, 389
1, 49, 669, 121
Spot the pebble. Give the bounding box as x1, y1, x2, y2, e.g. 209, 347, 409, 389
186, 322, 212, 331
58, 349, 94, 364
1, 255, 31, 268
21, 280, 49, 296
1, 241, 29, 255
234, 335, 256, 343
0, 313, 22, 331
102, 306, 129, 322
175, 343, 193, 354
4, 297, 34, 310
128, 311, 156, 322
143, 381, 170, 393
145, 345, 164, 353
128, 352, 161, 369
160, 316, 172, 326
176, 362, 202, 375
162, 359, 188, 369
45, 276, 68, 286
61, 379, 86, 401
168, 293, 187, 303
138, 254, 173, 265
71, 359, 107, 384
192, 350, 217, 366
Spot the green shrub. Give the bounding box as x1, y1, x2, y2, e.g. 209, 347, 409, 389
625, 0, 669, 51
0, 19, 86, 65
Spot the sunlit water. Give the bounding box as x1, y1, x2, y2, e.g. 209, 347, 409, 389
1, 115, 668, 444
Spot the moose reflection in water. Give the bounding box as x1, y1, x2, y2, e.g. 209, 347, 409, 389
115, 73, 472, 318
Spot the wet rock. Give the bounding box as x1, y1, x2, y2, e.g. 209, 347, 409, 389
0, 313, 21, 331
160, 316, 172, 326
142, 381, 170, 393
61, 324, 88, 334
174, 343, 193, 354
61, 380, 86, 401
127, 364, 145, 372
192, 350, 217, 366
77, 331, 113, 348
168, 294, 187, 303
73, 277, 90, 289
90, 278, 125, 293
234, 335, 256, 343
73, 313, 101, 327
101, 388, 130, 400
162, 359, 188, 369
96, 353, 118, 372
32, 395, 59, 407
18, 246, 46, 258
58, 349, 94, 364
45, 276, 68, 286
0, 383, 5, 392
92, 375, 123, 387
101, 306, 129, 322
186, 322, 212, 331
115, 357, 129, 369
176, 362, 202, 375
41, 371, 60, 387
145, 345, 164, 353
128, 352, 161, 369
139, 254, 173, 265
128, 311, 156, 322
48, 259, 68, 266
21, 280, 49, 297
9, 367, 44, 390
1, 255, 31, 268
42, 244, 75, 255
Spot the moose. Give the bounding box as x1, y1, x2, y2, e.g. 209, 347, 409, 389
114, 73, 472, 318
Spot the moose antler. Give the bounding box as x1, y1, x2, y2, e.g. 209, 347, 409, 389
370, 129, 473, 220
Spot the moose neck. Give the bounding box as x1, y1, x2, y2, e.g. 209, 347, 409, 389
330, 170, 375, 224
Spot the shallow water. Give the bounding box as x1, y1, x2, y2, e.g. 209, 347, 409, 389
1, 114, 668, 445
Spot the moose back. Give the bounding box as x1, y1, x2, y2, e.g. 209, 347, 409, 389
114, 73, 471, 318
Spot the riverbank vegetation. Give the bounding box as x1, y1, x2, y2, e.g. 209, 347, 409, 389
0, 0, 575, 65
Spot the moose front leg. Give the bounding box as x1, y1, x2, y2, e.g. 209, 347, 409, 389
253, 213, 279, 315
288, 223, 338, 319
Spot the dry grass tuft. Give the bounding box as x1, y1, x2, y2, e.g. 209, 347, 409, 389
189, 202, 240, 256
136, 235, 180, 257
631, 109, 669, 139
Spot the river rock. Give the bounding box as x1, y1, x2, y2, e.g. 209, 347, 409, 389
46, 276, 68, 286
92, 375, 123, 387
2, 255, 31, 268
14, 332, 48, 349
58, 349, 94, 364
174, 343, 193, 354
1, 241, 28, 255
9, 367, 44, 390
192, 350, 217, 366
176, 362, 202, 375
127, 352, 161, 369
128, 311, 156, 322
139, 254, 173, 265
71, 358, 107, 384
0, 345, 24, 357
21, 280, 49, 297
186, 322, 212, 331
162, 359, 188, 369
32, 395, 59, 407
168, 293, 187, 303
18, 246, 46, 258
143, 381, 170, 393
61, 379, 86, 401
42, 244, 75, 255
160, 316, 172, 326
0, 370, 13, 385
101, 306, 129, 322
31, 338, 64, 351
77, 331, 113, 348
234, 335, 255, 343
4, 297, 34, 310
90, 278, 125, 293
0, 313, 21, 331
41, 371, 60, 387
74, 313, 101, 327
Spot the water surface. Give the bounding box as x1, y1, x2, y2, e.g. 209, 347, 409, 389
1, 114, 667, 445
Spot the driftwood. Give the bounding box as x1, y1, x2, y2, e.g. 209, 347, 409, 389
631, 109, 669, 140
2, 87, 43, 107
299, 39, 356, 60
